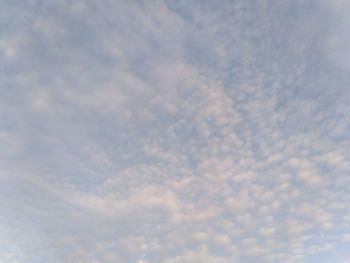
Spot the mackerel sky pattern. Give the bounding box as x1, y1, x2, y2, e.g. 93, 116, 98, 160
1, 1, 350, 262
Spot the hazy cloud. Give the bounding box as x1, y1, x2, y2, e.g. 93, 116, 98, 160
1, 0, 350, 262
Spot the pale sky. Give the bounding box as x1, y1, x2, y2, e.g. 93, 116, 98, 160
1, 0, 350, 262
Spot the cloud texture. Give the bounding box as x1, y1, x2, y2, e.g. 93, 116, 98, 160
1, 0, 350, 262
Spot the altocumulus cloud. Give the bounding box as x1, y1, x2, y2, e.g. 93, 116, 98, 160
1, 0, 350, 262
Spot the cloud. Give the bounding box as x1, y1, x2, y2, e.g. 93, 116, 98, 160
1, 0, 350, 262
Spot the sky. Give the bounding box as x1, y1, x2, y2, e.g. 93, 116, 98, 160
1, 0, 350, 262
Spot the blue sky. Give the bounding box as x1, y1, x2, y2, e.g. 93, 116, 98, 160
1, 0, 350, 262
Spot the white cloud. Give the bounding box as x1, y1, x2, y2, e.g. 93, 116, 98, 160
1, 0, 350, 262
